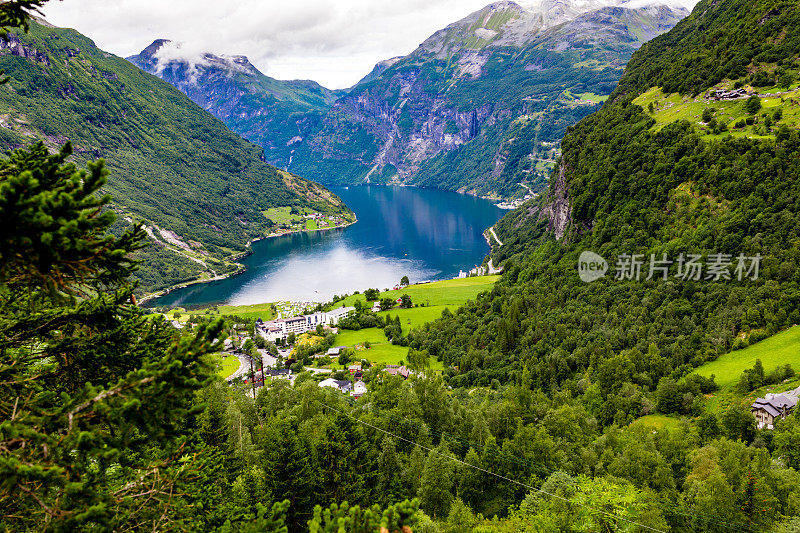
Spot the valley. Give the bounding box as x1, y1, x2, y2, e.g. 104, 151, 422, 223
6, 0, 800, 531
0, 21, 355, 295
129, 1, 688, 200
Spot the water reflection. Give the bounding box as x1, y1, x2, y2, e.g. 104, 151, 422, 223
149, 186, 504, 308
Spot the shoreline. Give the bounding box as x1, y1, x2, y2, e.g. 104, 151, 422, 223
138, 216, 358, 307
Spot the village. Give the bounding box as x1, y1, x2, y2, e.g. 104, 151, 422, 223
209, 300, 424, 400
262, 206, 354, 238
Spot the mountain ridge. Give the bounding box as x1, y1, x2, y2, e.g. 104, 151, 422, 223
127, 39, 344, 168
126, 0, 687, 199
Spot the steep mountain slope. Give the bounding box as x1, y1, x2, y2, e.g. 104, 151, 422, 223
0, 22, 353, 294
410, 0, 800, 401
289, 0, 688, 198
127, 40, 344, 168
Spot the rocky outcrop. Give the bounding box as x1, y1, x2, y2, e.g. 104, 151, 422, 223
0, 33, 50, 66
539, 161, 572, 240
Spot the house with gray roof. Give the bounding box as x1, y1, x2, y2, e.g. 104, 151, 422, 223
752, 392, 798, 429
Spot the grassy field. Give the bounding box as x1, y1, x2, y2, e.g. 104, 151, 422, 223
378, 305, 453, 331
334, 276, 499, 310
165, 303, 275, 323
263, 206, 304, 225
694, 326, 800, 391
211, 353, 240, 379
332, 327, 445, 370
633, 86, 800, 141
693, 326, 800, 413
629, 414, 684, 433
576, 92, 608, 104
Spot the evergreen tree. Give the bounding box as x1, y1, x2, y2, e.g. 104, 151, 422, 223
376, 436, 403, 506
257, 418, 319, 529
0, 142, 221, 529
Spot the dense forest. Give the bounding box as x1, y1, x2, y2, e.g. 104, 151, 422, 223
412, 0, 800, 390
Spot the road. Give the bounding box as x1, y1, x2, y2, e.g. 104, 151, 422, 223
489, 227, 503, 246
226, 352, 256, 381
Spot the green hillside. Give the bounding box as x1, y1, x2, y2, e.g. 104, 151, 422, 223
0, 22, 353, 293
413, 0, 800, 400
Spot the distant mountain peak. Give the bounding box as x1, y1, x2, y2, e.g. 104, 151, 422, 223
130, 39, 260, 81
416, 0, 689, 56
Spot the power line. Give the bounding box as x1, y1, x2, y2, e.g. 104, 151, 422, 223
324, 403, 668, 533
387, 416, 746, 532
336, 395, 745, 531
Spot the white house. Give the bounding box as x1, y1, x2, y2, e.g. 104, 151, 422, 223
256, 307, 357, 343
283, 316, 309, 334
319, 378, 353, 393
351, 380, 367, 398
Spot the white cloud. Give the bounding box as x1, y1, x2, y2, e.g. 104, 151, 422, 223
40, 0, 699, 89
41, 0, 492, 88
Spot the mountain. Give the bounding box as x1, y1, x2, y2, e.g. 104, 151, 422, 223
350, 56, 403, 88
127, 39, 345, 169
0, 22, 353, 294
287, 0, 688, 198
410, 0, 800, 396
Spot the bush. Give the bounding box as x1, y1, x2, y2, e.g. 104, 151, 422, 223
745, 95, 762, 114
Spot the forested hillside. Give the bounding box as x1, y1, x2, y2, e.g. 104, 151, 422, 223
0, 21, 353, 293
8, 1, 800, 532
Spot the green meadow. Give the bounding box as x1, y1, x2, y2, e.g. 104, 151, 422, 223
378, 305, 453, 331
334, 276, 499, 309
694, 326, 800, 391
332, 328, 445, 371
211, 353, 240, 379
165, 303, 275, 323
693, 326, 800, 413
633, 86, 800, 140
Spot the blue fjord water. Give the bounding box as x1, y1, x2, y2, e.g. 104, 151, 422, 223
149, 186, 505, 308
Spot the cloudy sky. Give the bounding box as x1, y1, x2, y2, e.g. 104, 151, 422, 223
41, 0, 698, 89
41, 0, 496, 89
